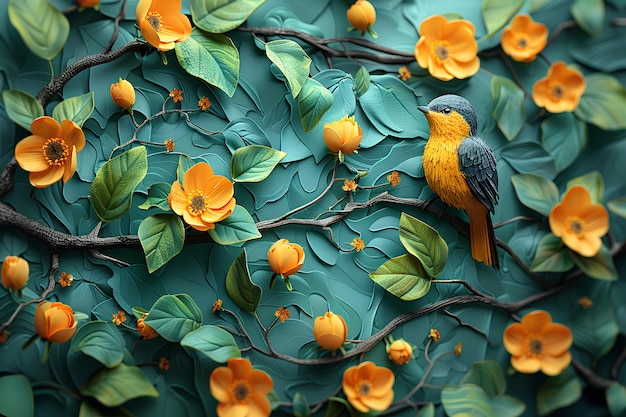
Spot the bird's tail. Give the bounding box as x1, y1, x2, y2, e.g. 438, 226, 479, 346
467, 207, 499, 269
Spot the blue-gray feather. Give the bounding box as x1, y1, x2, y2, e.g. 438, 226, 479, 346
458, 136, 499, 213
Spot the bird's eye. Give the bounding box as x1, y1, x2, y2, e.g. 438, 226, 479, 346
442, 108, 451, 114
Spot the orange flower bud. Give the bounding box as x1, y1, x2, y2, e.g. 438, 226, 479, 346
2, 256, 29, 291
77, 0, 100, 7
386, 339, 413, 365
347, 0, 376, 36
323, 115, 362, 155
137, 314, 159, 339
314, 311, 347, 351
34, 301, 77, 343
267, 239, 305, 277
110, 78, 135, 110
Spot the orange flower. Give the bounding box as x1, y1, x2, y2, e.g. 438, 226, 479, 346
549, 185, 609, 257
267, 239, 305, 277
347, 0, 376, 37
158, 357, 170, 371
386, 339, 413, 365
77, 0, 100, 8
209, 357, 274, 417
212, 299, 223, 313
532, 61, 586, 113
168, 162, 236, 231
34, 301, 77, 343
503, 310, 572, 376
350, 238, 365, 252
501, 14, 548, 62
342, 361, 394, 413
324, 115, 362, 157
454, 342, 462, 356
164, 139, 175, 152
58, 272, 74, 287
137, 314, 159, 339
169, 88, 183, 102
387, 170, 401, 187
110, 78, 135, 110
429, 328, 441, 342
314, 311, 347, 351
398, 66, 411, 81
342, 180, 358, 192
136, 0, 192, 51
2, 256, 29, 291
15, 116, 86, 188
198, 96, 211, 111
274, 307, 290, 322
414, 15, 480, 81
578, 296, 593, 309
112, 311, 126, 326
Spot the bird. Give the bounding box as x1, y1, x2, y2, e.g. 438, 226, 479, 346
417, 94, 499, 268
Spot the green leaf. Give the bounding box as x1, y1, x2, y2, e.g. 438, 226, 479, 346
606, 384, 626, 417
293, 392, 311, 417
208, 205, 261, 245
570, 245, 618, 281
138, 182, 172, 211
91, 146, 148, 222
491, 395, 526, 417
570, 0, 605, 37
530, 233, 575, 272
537, 367, 582, 416
541, 113, 588, 173
8, 0, 69, 60
2, 89, 43, 131
145, 294, 203, 342
460, 360, 506, 398
442, 384, 495, 417
81, 363, 159, 407
138, 214, 185, 274
226, 249, 262, 312
175, 29, 239, 97
324, 397, 351, 417
0, 375, 33, 417
608, 197, 626, 219
491, 76, 525, 141
51, 92, 94, 127
354, 66, 371, 98
369, 254, 432, 301
500, 141, 556, 179
481, 0, 525, 38
398, 212, 448, 278
70, 321, 125, 368
415, 403, 435, 417
298, 77, 334, 132
566, 171, 604, 203
180, 325, 241, 362
79, 402, 134, 417
510, 173, 559, 217
190, 0, 265, 33
176, 154, 195, 183
230, 145, 287, 182
265, 40, 312, 98
571, 295, 619, 358
575, 73, 626, 130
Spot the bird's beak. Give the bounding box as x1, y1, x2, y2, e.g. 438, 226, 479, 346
417, 106, 429, 114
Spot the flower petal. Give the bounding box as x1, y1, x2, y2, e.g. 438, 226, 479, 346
248, 391, 271, 417
15, 135, 49, 172
228, 357, 253, 379
542, 323, 573, 355
443, 56, 480, 79
521, 310, 552, 333
419, 15, 447, 40
503, 322, 525, 356
47, 324, 77, 344
183, 162, 214, 192
31, 116, 61, 139
209, 366, 234, 403
29, 166, 64, 188
511, 355, 542, 374
168, 181, 188, 215
361, 389, 394, 412
136, 0, 151, 23
61, 120, 86, 152
63, 146, 77, 183
249, 369, 273, 394
217, 402, 248, 417
540, 351, 572, 376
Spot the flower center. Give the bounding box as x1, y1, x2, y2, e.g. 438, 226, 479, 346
431, 41, 450, 64
231, 380, 250, 403
357, 380, 371, 396
551, 85, 564, 99
517, 37, 528, 49
187, 191, 208, 216
42, 138, 69, 166
146, 12, 162, 31
528, 337, 543, 355
567, 218, 584, 236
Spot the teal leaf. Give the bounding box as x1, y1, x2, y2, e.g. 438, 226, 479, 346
51, 92, 94, 127
225, 249, 262, 312
566, 171, 604, 203
530, 233, 574, 272
491, 395, 526, 417
415, 403, 435, 417
570, 0, 605, 37
537, 367, 582, 416
481, 0, 525, 38
491, 76, 525, 141
181, 325, 241, 362
510, 173, 559, 217
80, 363, 159, 407
354, 66, 370, 98
91, 146, 148, 222
571, 294, 619, 358
570, 245, 618, 281
138, 214, 185, 274
190, 0, 265, 33
500, 141, 556, 179
265, 39, 312, 98
0, 375, 33, 417
541, 113, 588, 173
145, 294, 203, 342
460, 360, 507, 397
137, 182, 172, 211
8, 0, 69, 60
575, 73, 626, 130
230, 145, 287, 182
175, 29, 239, 97
606, 384, 626, 417
1, 89, 43, 131
398, 212, 448, 278
177, 154, 195, 183
298, 77, 334, 132
208, 205, 262, 245
293, 392, 311, 417
78, 402, 134, 417
70, 321, 126, 368
608, 197, 626, 219
369, 254, 432, 301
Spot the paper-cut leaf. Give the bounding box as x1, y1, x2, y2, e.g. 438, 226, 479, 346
501, 141, 556, 179
415, 403, 435, 417
398, 212, 448, 278
138, 214, 185, 273
510, 173, 559, 217
231, 145, 286, 182
354, 66, 371, 98
571, 0, 605, 37
491, 76, 525, 141
145, 294, 203, 342
293, 392, 311, 417
2, 89, 43, 131
606, 384, 626, 417
266, 39, 312, 98
530, 233, 574, 272
208, 205, 262, 245
298, 77, 334, 132
51, 92, 94, 127
576, 73, 626, 130
177, 154, 195, 183
70, 321, 125, 368
0, 374, 33, 417
226, 249, 262, 312
482, 0, 525, 38
81, 363, 159, 407
460, 360, 507, 398
541, 113, 588, 173
442, 384, 525, 417
537, 367, 581, 416
190, 0, 265, 33
370, 254, 432, 301
181, 325, 241, 362
138, 182, 171, 211
571, 294, 619, 358
570, 245, 618, 281
608, 197, 626, 219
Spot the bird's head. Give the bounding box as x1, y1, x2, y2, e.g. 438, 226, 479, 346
418, 94, 478, 138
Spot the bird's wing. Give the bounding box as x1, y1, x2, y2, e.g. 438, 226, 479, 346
458, 136, 499, 213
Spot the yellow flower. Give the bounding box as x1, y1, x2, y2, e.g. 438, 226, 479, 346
198, 96, 211, 111
112, 311, 126, 326
387, 170, 401, 187
549, 185, 609, 257
212, 299, 223, 313
274, 307, 290, 323
577, 296, 593, 309
398, 66, 412, 81
324, 115, 362, 156
209, 357, 274, 417
267, 239, 305, 277
454, 343, 462, 356
169, 88, 183, 102
168, 162, 236, 231
347, 0, 376, 36
58, 272, 74, 287
386, 339, 413, 365
314, 311, 347, 351
136, 0, 192, 51
414, 15, 480, 81
15, 116, 86, 188
2, 256, 29, 291
137, 314, 159, 339
429, 328, 440, 342
342, 180, 358, 192
342, 361, 394, 413
158, 357, 170, 371
110, 78, 135, 110
34, 301, 77, 343
501, 14, 548, 63
350, 238, 365, 252
532, 61, 586, 113
164, 139, 175, 152
503, 310, 572, 376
